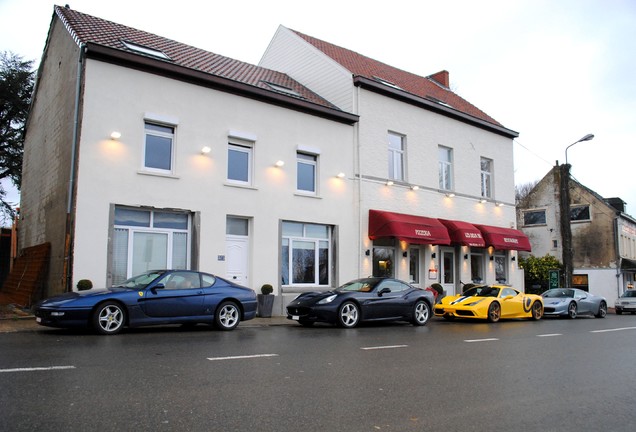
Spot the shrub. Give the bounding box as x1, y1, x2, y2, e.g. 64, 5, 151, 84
260, 284, 274, 295
77, 279, 93, 291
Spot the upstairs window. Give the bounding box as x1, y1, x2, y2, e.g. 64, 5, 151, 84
570, 205, 591, 222
523, 210, 547, 226
438, 146, 453, 190
297, 152, 317, 194
480, 157, 493, 198
144, 122, 174, 173
388, 132, 405, 181
227, 141, 253, 185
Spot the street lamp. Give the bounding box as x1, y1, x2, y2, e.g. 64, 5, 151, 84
559, 133, 594, 287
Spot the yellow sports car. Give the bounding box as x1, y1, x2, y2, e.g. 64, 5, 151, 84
434, 285, 543, 322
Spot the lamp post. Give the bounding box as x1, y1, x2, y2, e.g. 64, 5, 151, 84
559, 133, 594, 287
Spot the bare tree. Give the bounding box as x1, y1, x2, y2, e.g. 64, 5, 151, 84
515, 180, 538, 204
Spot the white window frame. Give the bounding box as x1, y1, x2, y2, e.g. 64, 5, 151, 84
227, 140, 254, 186
438, 145, 453, 190
480, 157, 493, 198
296, 151, 318, 195
143, 121, 176, 175
388, 132, 405, 181
281, 222, 332, 287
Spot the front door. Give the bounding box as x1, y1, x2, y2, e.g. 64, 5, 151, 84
226, 236, 249, 286
440, 248, 456, 296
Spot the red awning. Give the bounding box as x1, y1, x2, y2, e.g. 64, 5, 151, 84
368, 210, 451, 245
474, 224, 532, 252
439, 219, 486, 247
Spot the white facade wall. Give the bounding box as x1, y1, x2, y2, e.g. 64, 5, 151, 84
72, 60, 357, 312
355, 90, 523, 293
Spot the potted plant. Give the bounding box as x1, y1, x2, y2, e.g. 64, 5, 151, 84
257, 284, 275, 318
76, 279, 93, 291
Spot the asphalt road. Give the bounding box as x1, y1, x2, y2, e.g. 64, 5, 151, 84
1, 315, 635, 432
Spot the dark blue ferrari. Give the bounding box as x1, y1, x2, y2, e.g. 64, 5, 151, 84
286, 277, 434, 328
33, 270, 257, 335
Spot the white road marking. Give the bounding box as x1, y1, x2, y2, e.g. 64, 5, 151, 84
207, 354, 279, 361
360, 345, 408, 350
590, 327, 636, 333
0, 365, 76, 373
464, 338, 499, 343
537, 333, 563, 337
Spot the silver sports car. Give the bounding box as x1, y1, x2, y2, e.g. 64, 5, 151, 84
615, 290, 636, 315
542, 288, 607, 319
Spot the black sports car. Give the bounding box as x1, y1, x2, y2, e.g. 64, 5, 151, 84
33, 270, 257, 335
286, 277, 434, 328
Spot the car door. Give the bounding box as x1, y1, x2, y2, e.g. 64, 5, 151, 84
141, 271, 205, 318
362, 280, 410, 319
574, 289, 594, 315
499, 288, 525, 318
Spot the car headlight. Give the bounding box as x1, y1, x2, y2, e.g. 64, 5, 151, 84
318, 294, 337, 304
466, 299, 484, 306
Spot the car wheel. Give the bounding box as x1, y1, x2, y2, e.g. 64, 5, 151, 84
595, 301, 607, 318
531, 301, 543, 320
92, 301, 126, 335
615, 309, 622, 315
337, 301, 360, 328
567, 302, 577, 319
412, 300, 431, 326
487, 302, 501, 323
215, 301, 240, 331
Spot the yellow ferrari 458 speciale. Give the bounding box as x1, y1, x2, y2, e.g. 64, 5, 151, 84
434, 285, 543, 322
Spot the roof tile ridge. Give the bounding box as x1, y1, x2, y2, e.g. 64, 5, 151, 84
54, 5, 83, 47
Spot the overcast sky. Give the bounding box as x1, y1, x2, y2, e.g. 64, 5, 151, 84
2, 0, 635, 216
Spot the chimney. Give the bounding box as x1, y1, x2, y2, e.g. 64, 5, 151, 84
428, 70, 449, 88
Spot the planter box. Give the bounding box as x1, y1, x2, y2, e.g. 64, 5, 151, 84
257, 294, 275, 318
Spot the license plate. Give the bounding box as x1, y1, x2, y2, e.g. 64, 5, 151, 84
292, 315, 299, 320
36, 317, 41, 323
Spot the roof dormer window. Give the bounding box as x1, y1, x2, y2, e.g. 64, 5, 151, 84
122, 41, 171, 60
263, 82, 302, 97
372, 76, 402, 90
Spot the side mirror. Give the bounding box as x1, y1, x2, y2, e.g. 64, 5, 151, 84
150, 283, 165, 294
378, 287, 391, 296
503, 295, 514, 301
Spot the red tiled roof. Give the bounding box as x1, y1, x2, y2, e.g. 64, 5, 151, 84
53, 6, 341, 111
290, 29, 502, 127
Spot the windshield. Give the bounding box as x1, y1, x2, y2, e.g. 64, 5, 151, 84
115, 271, 166, 289
543, 289, 575, 298
463, 286, 500, 297
622, 290, 636, 298
337, 278, 381, 293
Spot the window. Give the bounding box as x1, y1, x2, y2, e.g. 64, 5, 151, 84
409, 248, 419, 284
282, 222, 332, 286
297, 152, 317, 194
572, 274, 589, 291
470, 252, 484, 283
570, 205, 591, 222
388, 133, 405, 181
523, 210, 547, 226
112, 207, 190, 285
438, 146, 453, 190
480, 157, 493, 198
495, 253, 507, 283
122, 41, 171, 60
144, 122, 174, 173
227, 142, 253, 185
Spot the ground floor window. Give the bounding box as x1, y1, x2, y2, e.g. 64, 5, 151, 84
281, 221, 332, 286
112, 207, 191, 285
470, 251, 484, 283
572, 274, 589, 291
494, 253, 508, 283
409, 248, 419, 284
373, 238, 395, 278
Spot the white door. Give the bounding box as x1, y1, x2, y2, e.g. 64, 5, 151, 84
225, 236, 249, 286
440, 248, 456, 296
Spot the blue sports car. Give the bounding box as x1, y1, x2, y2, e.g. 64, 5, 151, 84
286, 277, 434, 328
33, 270, 257, 335
541, 288, 607, 319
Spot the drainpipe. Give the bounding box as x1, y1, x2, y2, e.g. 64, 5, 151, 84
614, 216, 622, 298
63, 43, 86, 292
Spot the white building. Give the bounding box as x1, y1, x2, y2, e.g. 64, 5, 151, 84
20, 7, 528, 314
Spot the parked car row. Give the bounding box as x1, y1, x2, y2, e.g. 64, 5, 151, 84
33, 272, 622, 335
